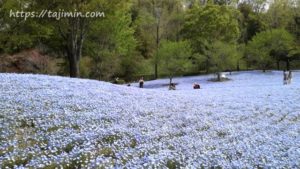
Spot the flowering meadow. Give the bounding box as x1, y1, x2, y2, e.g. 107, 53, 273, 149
0, 71, 299, 168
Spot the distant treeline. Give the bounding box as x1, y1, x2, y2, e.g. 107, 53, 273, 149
0, 0, 299, 82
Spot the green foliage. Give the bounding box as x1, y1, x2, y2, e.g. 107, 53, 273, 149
99, 147, 115, 158
114, 79, 126, 84
0, 0, 52, 54
129, 138, 137, 148
132, 0, 185, 78
266, 0, 294, 29
166, 159, 181, 169
0, 0, 299, 79
246, 29, 295, 71
102, 134, 122, 144
183, 5, 240, 46
64, 143, 75, 153
190, 53, 207, 72
19, 119, 35, 128
238, 2, 267, 43
158, 40, 192, 83
85, 2, 138, 81
1, 155, 33, 168
183, 4, 241, 73
79, 57, 93, 78
209, 41, 239, 72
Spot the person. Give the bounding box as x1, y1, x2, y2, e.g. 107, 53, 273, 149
139, 77, 144, 88
283, 70, 288, 85
169, 83, 176, 90
114, 77, 119, 84
288, 70, 293, 84
193, 83, 200, 89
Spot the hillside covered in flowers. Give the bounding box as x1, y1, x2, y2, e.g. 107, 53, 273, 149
0, 71, 299, 168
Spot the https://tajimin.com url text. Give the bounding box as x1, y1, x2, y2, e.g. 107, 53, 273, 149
9, 9, 105, 20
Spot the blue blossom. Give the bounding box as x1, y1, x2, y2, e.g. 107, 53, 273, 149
0, 71, 299, 168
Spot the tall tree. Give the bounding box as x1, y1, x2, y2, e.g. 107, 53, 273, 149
158, 40, 192, 85
242, 0, 268, 13
183, 4, 240, 73
85, 2, 137, 81
238, 2, 267, 43
209, 41, 239, 81
133, 0, 184, 79
32, 0, 129, 78
0, 0, 52, 54
266, 0, 294, 29
247, 29, 296, 71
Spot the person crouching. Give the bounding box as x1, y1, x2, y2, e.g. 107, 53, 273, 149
193, 83, 200, 89
169, 83, 176, 90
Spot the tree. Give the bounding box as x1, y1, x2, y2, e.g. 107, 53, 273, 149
133, 0, 184, 79
158, 40, 192, 85
209, 41, 239, 81
269, 29, 297, 70
32, 0, 130, 78
238, 2, 267, 43
266, 0, 300, 42
86, 3, 138, 81
242, 0, 268, 13
183, 4, 240, 73
266, 0, 294, 29
247, 29, 295, 71
236, 43, 246, 71
0, 0, 138, 79
0, 0, 52, 54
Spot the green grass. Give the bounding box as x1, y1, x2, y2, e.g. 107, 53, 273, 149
64, 143, 75, 153
19, 119, 35, 128
102, 134, 122, 144
166, 159, 181, 169
99, 147, 115, 158
1, 154, 33, 168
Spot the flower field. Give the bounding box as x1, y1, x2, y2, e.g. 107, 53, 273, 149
0, 71, 299, 168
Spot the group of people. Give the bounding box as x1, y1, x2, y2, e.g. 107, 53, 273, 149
283, 70, 293, 85
169, 83, 200, 90
139, 77, 201, 90
134, 71, 294, 89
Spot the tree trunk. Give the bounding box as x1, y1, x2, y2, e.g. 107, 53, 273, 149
286, 59, 290, 71
169, 76, 173, 86
217, 72, 221, 81
237, 60, 240, 71
154, 63, 158, 79
206, 58, 209, 74
155, 22, 160, 79
69, 53, 80, 78
246, 59, 250, 71
59, 17, 85, 78
67, 44, 82, 78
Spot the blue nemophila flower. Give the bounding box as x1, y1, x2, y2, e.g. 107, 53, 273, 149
0, 72, 299, 168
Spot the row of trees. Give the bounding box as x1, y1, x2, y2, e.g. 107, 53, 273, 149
0, 0, 299, 82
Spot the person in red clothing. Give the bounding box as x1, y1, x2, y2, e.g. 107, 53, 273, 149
193, 83, 200, 89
